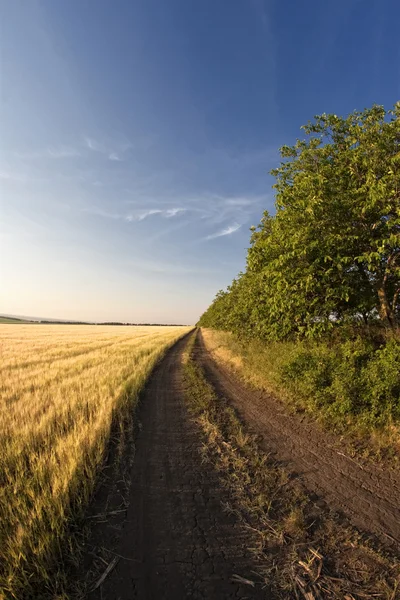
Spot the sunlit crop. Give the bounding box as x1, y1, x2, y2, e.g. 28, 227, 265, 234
0, 324, 190, 598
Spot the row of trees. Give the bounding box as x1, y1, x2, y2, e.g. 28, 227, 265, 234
199, 104, 400, 340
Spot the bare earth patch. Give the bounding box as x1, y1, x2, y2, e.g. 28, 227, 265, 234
85, 335, 268, 599
198, 329, 400, 550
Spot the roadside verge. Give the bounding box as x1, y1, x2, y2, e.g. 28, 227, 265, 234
184, 330, 400, 599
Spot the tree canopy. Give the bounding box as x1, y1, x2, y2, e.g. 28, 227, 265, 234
199, 104, 400, 339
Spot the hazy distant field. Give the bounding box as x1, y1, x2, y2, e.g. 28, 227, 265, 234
0, 316, 28, 324
0, 324, 190, 598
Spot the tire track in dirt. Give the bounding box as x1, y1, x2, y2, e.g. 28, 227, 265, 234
90, 334, 268, 600
196, 330, 400, 550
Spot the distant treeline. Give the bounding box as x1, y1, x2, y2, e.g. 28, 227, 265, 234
37, 320, 90, 325
199, 104, 400, 340
96, 322, 189, 327
0, 316, 189, 327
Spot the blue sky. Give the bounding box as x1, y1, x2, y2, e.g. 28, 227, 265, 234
1, 0, 399, 323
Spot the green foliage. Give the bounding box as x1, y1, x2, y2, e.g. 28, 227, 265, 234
199, 103, 400, 339
280, 338, 400, 426
362, 339, 400, 420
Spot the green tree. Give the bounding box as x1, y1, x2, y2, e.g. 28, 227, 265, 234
200, 104, 400, 338
267, 103, 400, 330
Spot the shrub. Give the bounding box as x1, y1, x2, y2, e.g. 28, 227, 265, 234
222, 332, 400, 430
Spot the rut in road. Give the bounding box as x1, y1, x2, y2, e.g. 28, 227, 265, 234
197, 330, 400, 551
91, 334, 268, 600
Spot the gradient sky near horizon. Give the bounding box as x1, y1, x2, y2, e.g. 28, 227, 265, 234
1, 0, 399, 323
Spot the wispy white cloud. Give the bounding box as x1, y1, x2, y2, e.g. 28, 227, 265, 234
127, 209, 162, 222
15, 137, 127, 162
84, 136, 131, 161
14, 146, 80, 160
84, 136, 104, 152
224, 197, 254, 207
83, 191, 265, 246
205, 223, 241, 240
126, 208, 186, 221
164, 208, 186, 218
84, 206, 186, 222
182, 193, 267, 230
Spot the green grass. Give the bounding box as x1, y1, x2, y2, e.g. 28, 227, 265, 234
183, 332, 400, 599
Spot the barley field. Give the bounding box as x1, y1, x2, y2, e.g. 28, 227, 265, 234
0, 324, 190, 599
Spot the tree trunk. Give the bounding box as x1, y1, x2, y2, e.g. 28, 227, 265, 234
377, 285, 395, 328
392, 286, 399, 328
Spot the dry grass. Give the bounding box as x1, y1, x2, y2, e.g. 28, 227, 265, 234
0, 324, 190, 599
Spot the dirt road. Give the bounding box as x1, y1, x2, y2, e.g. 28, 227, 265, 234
197, 330, 400, 550
88, 330, 400, 599
90, 335, 267, 600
